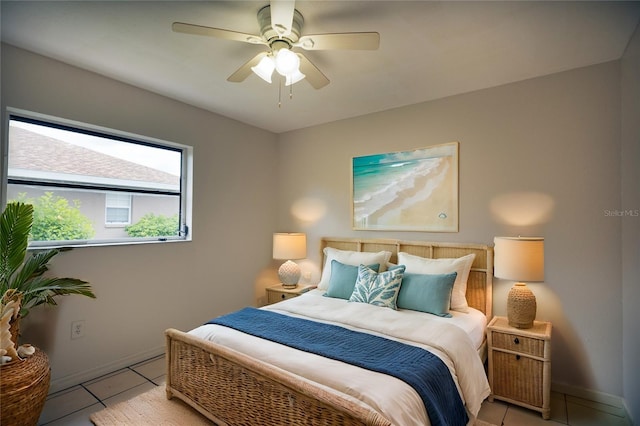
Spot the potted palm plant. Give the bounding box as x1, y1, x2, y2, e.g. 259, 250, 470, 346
0, 201, 96, 341
0, 201, 96, 426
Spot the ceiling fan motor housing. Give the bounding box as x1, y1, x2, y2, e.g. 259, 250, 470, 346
257, 5, 304, 49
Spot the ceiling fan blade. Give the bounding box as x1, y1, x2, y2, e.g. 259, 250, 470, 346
172, 22, 266, 45
296, 32, 380, 50
227, 52, 269, 83
298, 53, 329, 89
270, 0, 295, 36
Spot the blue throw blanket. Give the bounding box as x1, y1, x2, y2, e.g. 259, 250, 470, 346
207, 307, 468, 426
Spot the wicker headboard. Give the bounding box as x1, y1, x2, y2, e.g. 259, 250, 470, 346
320, 237, 493, 319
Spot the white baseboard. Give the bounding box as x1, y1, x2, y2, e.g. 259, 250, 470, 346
552, 382, 631, 423
48, 345, 165, 394
622, 399, 634, 426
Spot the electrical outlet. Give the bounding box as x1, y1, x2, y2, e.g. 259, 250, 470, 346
71, 320, 85, 340
303, 271, 311, 280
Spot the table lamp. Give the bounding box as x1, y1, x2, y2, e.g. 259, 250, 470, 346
494, 236, 545, 329
273, 233, 307, 288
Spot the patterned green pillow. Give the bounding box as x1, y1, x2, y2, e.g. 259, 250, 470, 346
349, 264, 406, 309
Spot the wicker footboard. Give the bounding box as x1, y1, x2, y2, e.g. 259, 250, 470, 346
165, 328, 391, 426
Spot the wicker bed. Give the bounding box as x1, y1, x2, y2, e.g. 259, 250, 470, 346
165, 237, 493, 426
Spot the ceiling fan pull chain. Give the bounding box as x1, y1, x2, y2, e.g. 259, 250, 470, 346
289, 83, 293, 100
278, 78, 282, 108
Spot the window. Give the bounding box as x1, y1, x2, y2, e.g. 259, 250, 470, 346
105, 193, 132, 225
4, 109, 192, 247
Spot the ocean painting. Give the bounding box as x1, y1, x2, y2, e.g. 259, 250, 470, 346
352, 142, 458, 232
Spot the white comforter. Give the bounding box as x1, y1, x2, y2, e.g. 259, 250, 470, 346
190, 290, 490, 426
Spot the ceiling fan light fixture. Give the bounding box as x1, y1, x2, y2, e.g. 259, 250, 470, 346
274, 47, 300, 77
251, 55, 275, 83
285, 69, 306, 86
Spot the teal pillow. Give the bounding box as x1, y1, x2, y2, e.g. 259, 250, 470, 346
396, 272, 457, 317
324, 260, 380, 300
349, 264, 405, 310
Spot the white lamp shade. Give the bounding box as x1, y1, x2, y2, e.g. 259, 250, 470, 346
274, 48, 300, 76
494, 237, 544, 282
273, 233, 307, 260
251, 55, 275, 83
285, 69, 306, 86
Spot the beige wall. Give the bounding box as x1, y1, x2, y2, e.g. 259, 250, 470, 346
621, 23, 640, 424
1, 44, 279, 391
277, 61, 624, 398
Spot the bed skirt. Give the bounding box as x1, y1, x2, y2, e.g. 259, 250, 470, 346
165, 328, 392, 426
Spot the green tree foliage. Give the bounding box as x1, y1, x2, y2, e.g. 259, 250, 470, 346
13, 193, 94, 241
125, 213, 179, 237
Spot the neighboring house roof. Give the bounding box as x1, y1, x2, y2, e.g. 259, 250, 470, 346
9, 126, 180, 189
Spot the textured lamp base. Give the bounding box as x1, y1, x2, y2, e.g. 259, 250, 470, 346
278, 260, 301, 288
507, 283, 536, 329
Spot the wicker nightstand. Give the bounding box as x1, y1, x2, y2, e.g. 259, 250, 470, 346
487, 316, 552, 419
266, 284, 315, 305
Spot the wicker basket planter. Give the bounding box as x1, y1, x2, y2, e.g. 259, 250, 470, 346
0, 348, 51, 426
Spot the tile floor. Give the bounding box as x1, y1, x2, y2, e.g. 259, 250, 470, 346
39, 354, 631, 426
38, 355, 166, 426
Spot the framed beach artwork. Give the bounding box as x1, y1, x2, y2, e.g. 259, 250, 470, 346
351, 142, 459, 232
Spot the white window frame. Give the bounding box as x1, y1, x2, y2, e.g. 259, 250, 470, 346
2, 108, 193, 248
105, 192, 132, 225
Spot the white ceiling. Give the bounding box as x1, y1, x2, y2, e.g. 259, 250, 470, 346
2, 1, 639, 133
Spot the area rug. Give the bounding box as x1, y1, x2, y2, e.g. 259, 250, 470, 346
90, 387, 215, 425
90, 385, 497, 425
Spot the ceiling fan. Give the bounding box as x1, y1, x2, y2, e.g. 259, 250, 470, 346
172, 0, 380, 89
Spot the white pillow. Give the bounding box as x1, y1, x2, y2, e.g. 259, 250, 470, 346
397, 252, 475, 313
317, 247, 392, 290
